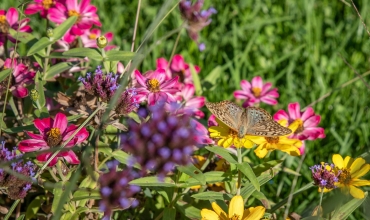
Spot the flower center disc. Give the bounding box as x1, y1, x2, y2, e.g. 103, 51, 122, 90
89, 33, 97, 40
147, 79, 160, 92
42, 0, 54, 9
0, 15, 10, 34
68, 10, 81, 22
252, 87, 262, 97
293, 119, 304, 134
265, 137, 279, 144
47, 127, 62, 147
338, 168, 352, 185
230, 214, 240, 220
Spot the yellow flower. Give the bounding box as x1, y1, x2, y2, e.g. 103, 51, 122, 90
247, 121, 302, 158
200, 195, 265, 220
332, 154, 370, 199
208, 118, 255, 148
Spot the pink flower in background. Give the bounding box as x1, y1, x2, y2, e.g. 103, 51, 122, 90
179, 84, 205, 118
274, 102, 325, 148
1, 59, 36, 98
19, 113, 89, 166
234, 76, 279, 107
25, 0, 65, 18
48, 0, 101, 43
191, 119, 214, 145
0, 8, 32, 44
134, 69, 180, 105
156, 54, 200, 84
80, 28, 116, 50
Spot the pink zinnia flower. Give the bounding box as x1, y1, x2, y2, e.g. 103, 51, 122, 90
179, 84, 205, 118
18, 113, 89, 166
234, 76, 279, 107
191, 119, 214, 145
274, 102, 325, 141
48, 0, 101, 43
0, 8, 32, 44
134, 69, 180, 105
80, 28, 116, 50
1, 58, 36, 98
25, 0, 65, 18
156, 54, 200, 84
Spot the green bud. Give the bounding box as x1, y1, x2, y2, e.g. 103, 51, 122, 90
46, 28, 54, 38
30, 89, 39, 102
97, 36, 108, 48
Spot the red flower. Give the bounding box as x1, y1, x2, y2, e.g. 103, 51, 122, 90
19, 113, 89, 166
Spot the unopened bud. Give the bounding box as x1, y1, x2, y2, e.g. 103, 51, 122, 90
46, 28, 54, 38
97, 36, 108, 48
30, 89, 39, 102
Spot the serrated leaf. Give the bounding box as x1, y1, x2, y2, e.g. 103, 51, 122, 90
44, 62, 75, 80
62, 48, 103, 61
192, 191, 233, 200
26, 195, 46, 219
52, 16, 78, 40
163, 207, 176, 220
331, 192, 367, 220
112, 150, 141, 169
237, 162, 260, 191
129, 176, 176, 187
177, 164, 206, 185
206, 146, 238, 164
104, 50, 137, 61
27, 37, 51, 56
190, 63, 202, 95
0, 69, 11, 82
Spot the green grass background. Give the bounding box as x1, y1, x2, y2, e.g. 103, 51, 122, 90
2, 0, 370, 218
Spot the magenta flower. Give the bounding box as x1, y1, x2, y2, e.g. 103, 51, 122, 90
234, 76, 279, 107
273, 102, 326, 141
1, 59, 36, 98
80, 28, 116, 50
179, 83, 205, 118
25, 0, 65, 18
134, 69, 180, 105
48, 0, 101, 42
191, 119, 214, 145
18, 113, 89, 166
156, 54, 200, 84
0, 8, 32, 44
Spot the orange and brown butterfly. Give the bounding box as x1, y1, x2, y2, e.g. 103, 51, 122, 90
205, 100, 291, 138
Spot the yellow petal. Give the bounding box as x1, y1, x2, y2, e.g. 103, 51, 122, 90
254, 145, 269, 158
246, 136, 266, 144
234, 138, 242, 148
278, 144, 301, 156
211, 202, 227, 219
201, 209, 219, 220
350, 158, 367, 176
332, 154, 344, 169
351, 179, 370, 187
242, 206, 266, 220
229, 195, 244, 219
352, 164, 370, 179
343, 156, 354, 168
349, 185, 365, 199
223, 137, 234, 148
318, 187, 333, 193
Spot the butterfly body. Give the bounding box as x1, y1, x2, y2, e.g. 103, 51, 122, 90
205, 101, 291, 138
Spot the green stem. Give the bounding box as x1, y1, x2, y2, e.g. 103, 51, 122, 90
48, 167, 60, 182
4, 199, 18, 220
56, 162, 67, 182
317, 189, 324, 219
237, 147, 242, 195
43, 44, 52, 76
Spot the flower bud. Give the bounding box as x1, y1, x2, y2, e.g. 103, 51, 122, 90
30, 89, 39, 102
46, 28, 54, 38
97, 36, 108, 48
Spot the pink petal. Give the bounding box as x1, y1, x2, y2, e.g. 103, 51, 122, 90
288, 102, 301, 120
25, 131, 43, 140
301, 107, 315, 121
299, 141, 305, 155
60, 151, 80, 164
265, 88, 279, 98
251, 76, 263, 89
153, 69, 166, 83
34, 117, 53, 135
261, 82, 272, 96
171, 54, 185, 71
260, 96, 278, 105
208, 115, 218, 127
6, 8, 18, 26
156, 58, 168, 69
104, 32, 114, 42
63, 125, 89, 146
273, 109, 289, 121
301, 127, 325, 140
303, 115, 321, 127
24, 4, 44, 15
66, 0, 78, 10
36, 153, 59, 166
161, 76, 180, 89
79, 0, 91, 12
240, 80, 251, 91
12, 86, 28, 98
47, 5, 67, 24
181, 84, 195, 101
53, 113, 68, 134
18, 139, 48, 152
234, 90, 251, 99
186, 97, 205, 109
134, 70, 147, 88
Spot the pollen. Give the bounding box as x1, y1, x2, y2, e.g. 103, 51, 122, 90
265, 137, 279, 144
228, 129, 238, 137
293, 119, 304, 134
252, 87, 262, 97
46, 127, 62, 147
230, 214, 240, 220
147, 79, 160, 92
68, 10, 81, 22
0, 15, 6, 24
89, 33, 97, 40
42, 0, 54, 9
338, 168, 352, 185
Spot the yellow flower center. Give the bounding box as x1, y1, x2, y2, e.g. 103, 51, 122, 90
293, 119, 304, 134
68, 10, 81, 22
42, 0, 54, 9
265, 137, 279, 144
47, 127, 62, 147
252, 87, 262, 97
0, 15, 9, 34
0, 15, 6, 24
338, 168, 352, 185
230, 214, 240, 220
228, 129, 238, 137
89, 33, 97, 40
147, 79, 160, 92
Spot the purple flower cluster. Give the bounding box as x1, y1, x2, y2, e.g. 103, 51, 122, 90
179, 0, 217, 47
115, 88, 140, 116
0, 141, 36, 200
121, 102, 197, 177
310, 163, 340, 190
99, 161, 141, 219
78, 66, 119, 102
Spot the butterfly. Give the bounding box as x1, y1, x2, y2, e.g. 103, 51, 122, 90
205, 100, 292, 138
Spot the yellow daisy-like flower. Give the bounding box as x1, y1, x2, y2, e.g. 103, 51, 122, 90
200, 195, 265, 220
247, 121, 302, 158
208, 118, 255, 148
332, 154, 370, 199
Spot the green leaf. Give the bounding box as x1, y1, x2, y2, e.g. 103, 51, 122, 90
0, 69, 11, 82
72, 189, 101, 201
206, 146, 238, 164
35, 71, 46, 108
176, 201, 201, 219
52, 16, 78, 40
51, 182, 64, 214
163, 207, 176, 220
237, 162, 260, 191
331, 192, 368, 220
71, 207, 89, 219
251, 191, 270, 209
62, 48, 103, 61
190, 63, 202, 95
178, 171, 228, 188
44, 62, 75, 80
27, 37, 51, 56
202, 66, 222, 91
129, 176, 176, 187
104, 50, 137, 61
252, 160, 283, 175
112, 150, 141, 169
34, 106, 49, 118
240, 173, 273, 200
9, 29, 36, 44
16, 215, 25, 220
177, 164, 206, 185
192, 191, 233, 200
26, 195, 46, 219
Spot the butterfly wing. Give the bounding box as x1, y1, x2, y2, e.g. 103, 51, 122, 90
245, 107, 292, 137
205, 101, 244, 131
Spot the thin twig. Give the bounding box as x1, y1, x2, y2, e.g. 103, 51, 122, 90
338, 53, 370, 90
350, 0, 370, 38
131, 0, 141, 53
94, 133, 100, 172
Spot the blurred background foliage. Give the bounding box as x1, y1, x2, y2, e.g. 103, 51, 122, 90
3, 0, 370, 218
